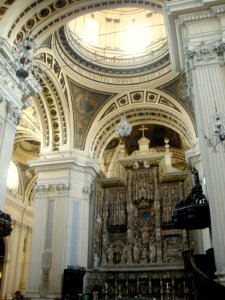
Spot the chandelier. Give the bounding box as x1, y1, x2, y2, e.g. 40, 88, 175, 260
116, 116, 132, 137
203, 106, 225, 152
16, 35, 42, 81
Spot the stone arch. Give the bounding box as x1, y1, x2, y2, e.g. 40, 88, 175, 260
86, 89, 197, 160
4, 0, 165, 45
29, 58, 71, 152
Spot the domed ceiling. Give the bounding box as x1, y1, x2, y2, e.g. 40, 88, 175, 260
66, 7, 167, 69
57, 5, 171, 84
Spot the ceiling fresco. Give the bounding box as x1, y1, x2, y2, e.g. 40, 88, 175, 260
69, 79, 115, 149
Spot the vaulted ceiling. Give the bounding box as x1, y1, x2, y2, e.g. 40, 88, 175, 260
0, 0, 198, 175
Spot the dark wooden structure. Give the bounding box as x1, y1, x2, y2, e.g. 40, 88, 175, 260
172, 169, 211, 230
62, 268, 85, 300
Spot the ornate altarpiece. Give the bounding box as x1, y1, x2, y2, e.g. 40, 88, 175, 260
95, 167, 186, 267
85, 136, 191, 299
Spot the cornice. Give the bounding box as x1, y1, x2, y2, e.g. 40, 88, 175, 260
177, 4, 225, 25
164, 0, 204, 15
29, 156, 101, 175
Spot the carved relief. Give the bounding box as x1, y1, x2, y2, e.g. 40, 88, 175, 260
162, 235, 184, 264
7, 103, 21, 125
160, 182, 183, 227
95, 164, 186, 268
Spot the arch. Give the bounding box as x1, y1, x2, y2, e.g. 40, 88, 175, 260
86, 89, 197, 160
4, 0, 164, 45
29, 55, 71, 152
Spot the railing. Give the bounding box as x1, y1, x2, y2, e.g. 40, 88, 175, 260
183, 250, 225, 300
84, 267, 192, 299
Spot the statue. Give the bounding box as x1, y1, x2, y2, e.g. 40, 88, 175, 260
149, 236, 157, 263
133, 243, 140, 263
120, 245, 127, 264
141, 226, 149, 244
106, 244, 114, 264
140, 247, 148, 263
94, 253, 100, 268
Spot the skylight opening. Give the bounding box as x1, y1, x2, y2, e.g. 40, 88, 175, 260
122, 22, 151, 54
82, 17, 100, 47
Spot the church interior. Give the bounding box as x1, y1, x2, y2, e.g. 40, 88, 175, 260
1, 0, 225, 299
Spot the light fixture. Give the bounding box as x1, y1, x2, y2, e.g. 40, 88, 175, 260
203, 105, 225, 152
16, 35, 40, 81
116, 116, 132, 137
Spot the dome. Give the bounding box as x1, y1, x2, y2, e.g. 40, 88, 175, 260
63, 7, 168, 71
56, 6, 171, 85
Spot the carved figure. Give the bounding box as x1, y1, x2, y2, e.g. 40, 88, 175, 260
94, 253, 100, 268
140, 247, 148, 263
141, 226, 149, 244
120, 246, 127, 264
106, 244, 114, 264
149, 236, 157, 263
133, 243, 140, 263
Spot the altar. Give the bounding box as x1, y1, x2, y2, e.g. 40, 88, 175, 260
85, 132, 192, 299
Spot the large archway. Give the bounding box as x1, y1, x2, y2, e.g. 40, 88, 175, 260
86, 89, 196, 166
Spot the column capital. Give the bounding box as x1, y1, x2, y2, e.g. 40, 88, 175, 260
56, 183, 70, 195
184, 40, 225, 68
0, 96, 7, 104
6, 102, 22, 125
35, 184, 49, 195
82, 185, 92, 196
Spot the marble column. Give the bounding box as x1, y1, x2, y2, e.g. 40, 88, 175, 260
26, 157, 99, 299
164, 1, 225, 281
190, 58, 225, 279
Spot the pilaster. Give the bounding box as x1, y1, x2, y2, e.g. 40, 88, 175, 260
26, 156, 99, 299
